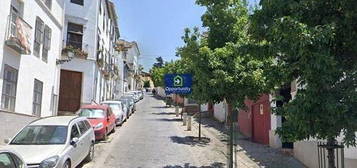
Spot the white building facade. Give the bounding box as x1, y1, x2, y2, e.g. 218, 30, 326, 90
0, 0, 64, 117
58, 0, 120, 114
117, 40, 140, 92
0, 0, 64, 143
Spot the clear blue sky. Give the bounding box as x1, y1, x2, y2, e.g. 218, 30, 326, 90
115, 0, 259, 72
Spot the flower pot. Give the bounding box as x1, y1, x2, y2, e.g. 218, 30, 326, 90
68, 51, 74, 59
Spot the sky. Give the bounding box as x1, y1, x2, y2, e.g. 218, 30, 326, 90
115, 0, 259, 72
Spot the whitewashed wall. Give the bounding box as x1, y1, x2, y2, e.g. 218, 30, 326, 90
214, 102, 227, 122
0, 0, 63, 117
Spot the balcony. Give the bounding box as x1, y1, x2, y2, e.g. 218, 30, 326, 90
5, 12, 32, 54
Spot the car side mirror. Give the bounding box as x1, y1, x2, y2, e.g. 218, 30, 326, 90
4, 138, 10, 144
70, 137, 79, 146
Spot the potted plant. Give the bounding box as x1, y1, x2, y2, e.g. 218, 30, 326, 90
74, 48, 88, 59
61, 45, 75, 58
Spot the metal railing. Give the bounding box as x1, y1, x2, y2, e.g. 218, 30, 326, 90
317, 141, 345, 168
5, 11, 32, 54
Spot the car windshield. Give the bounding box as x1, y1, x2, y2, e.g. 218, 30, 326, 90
105, 104, 121, 115
79, 108, 105, 118
11, 126, 68, 145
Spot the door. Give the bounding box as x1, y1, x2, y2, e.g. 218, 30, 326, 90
77, 121, 91, 161
59, 70, 82, 113
252, 101, 271, 145
69, 123, 82, 166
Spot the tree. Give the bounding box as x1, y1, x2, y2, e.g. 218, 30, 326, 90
143, 80, 151, 88
153, 56, 165, 68
250, 0, 357, 167
151, 66, 166, 87
176, 1, 272, 167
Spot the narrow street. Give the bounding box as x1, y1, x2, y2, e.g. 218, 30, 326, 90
82, 94, 227, 168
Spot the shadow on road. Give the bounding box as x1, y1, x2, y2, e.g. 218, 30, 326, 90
163, 162, 225, 168
155, 118, 182, 122
151, 112, 177, 115
151, 106, 168, 109
169, 136, 211, 147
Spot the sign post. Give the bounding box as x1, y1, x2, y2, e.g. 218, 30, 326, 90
164, 74, 192, 95
164, 74, 196, 132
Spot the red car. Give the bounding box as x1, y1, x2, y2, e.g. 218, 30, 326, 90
78, 104, 116, 140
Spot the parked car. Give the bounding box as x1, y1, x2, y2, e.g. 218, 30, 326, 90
2, 116, 95, 168
125, 92, 140, 102
78, 105, 116, 140
119, 98, 131, 118
133, 90, 144, 100
0, 150, 27, 168
120, 96, 136, 114
101, 100, 126, 126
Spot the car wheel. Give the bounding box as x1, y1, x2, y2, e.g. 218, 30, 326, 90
120, 116, 124, 125
85, 143, 95, 162
112, 125, 116, 133
63, 160, 70, 168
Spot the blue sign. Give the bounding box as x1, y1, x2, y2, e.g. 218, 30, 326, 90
164, 74, 192, 95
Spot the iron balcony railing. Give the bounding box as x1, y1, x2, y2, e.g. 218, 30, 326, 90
5, 11, 32, 54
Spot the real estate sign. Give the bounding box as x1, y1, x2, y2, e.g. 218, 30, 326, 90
164, 74, 192, 95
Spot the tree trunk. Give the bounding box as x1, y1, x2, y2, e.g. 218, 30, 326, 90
327, 138, 337, 168
208, 102, 214, 117
226, 102, 234, 168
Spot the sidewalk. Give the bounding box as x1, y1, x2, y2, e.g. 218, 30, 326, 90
186, 111, 306, 168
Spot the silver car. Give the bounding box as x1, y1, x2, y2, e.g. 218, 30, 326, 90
101, 100, 127, 125
3, 116, 95, 168
0, 150, 27, 168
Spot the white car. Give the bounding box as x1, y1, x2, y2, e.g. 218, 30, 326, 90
0, 150, 27, 168
3, 116, 95, 168
101, 100, 127, 125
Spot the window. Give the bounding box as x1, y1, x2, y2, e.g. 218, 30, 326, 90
32, 79, 43, 117
10, 153, 26, 168
43, 0, 52, 9
33, 17, 44, 57
70, 0, 83, 6
11, 126, 67, 145
1, 65, 18, 112
67, 22, 83, 49
70, 124, 80, 139
77, 121, 88, 134
42, 25, 51, 62
84, 120, 92, 130
0, 153, 16, 168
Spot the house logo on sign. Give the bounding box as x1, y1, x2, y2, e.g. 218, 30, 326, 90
174, 75, 183, 87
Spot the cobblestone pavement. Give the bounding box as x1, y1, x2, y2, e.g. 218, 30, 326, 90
190, 113, 306, 168
79, 94, 305, 168
80, 94, 228, 168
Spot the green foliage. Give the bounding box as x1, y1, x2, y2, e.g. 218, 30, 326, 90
250, 0, 357, 146
143, 80, 150, 88
151, 66, 166, 87
175, 0, 271, 108
153, 56, 165, 68
150, 59, 188, 87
